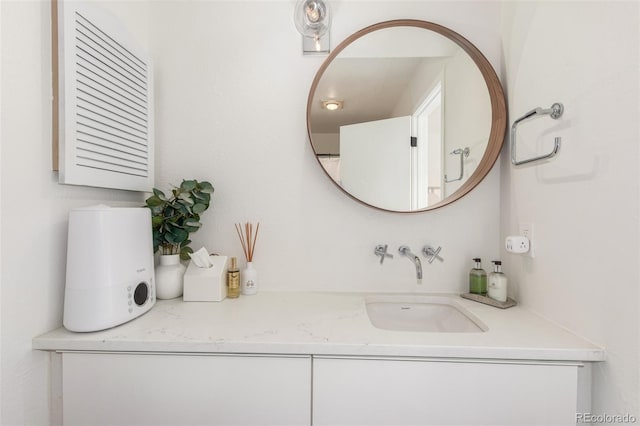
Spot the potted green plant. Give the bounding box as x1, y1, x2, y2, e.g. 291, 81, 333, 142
144, 179, 214, 299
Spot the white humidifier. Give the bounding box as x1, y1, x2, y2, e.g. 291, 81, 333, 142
63, 205, 155, 332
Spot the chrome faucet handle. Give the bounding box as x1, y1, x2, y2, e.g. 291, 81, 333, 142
398, 245, 412, 256
374, 244, 394, 264
423, 245, 443, 263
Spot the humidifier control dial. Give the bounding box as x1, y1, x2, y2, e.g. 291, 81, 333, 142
133, 282, 149, 306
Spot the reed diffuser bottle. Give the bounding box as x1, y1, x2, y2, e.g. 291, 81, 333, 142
242, 262, 258, 295
235, 222, 260, 296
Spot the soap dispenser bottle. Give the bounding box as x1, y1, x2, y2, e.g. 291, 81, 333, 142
488, 260, 508, 302
469, 258, 487, 295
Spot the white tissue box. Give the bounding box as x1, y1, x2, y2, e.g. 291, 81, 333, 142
183, 255, 228, 302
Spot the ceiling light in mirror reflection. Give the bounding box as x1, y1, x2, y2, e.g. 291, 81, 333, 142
322, 100, 343, 111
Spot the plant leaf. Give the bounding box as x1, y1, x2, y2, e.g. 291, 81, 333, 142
183, 221, 201, 233
193, 203, 208, 214
178, 193, 195, 205
164, 205, 177, 217
152, 188, 167, 200
165, 228, 188, 244
150, 205, 164, 216
145, 195, 164, 207
180, 245, 194, 261
199, 181, 214, 193
151, 216, 164, 227
181, 180, 197, 191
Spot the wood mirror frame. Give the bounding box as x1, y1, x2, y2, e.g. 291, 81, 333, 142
306, 19, 507, 213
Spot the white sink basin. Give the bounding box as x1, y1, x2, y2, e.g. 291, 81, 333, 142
365, 295, 487, 333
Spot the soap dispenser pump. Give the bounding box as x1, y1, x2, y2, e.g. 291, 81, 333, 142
469, 258, 487, 295
488, 260, 508, 302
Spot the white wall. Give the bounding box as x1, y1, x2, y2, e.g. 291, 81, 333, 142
392, 57, 445, 116
149, 0, 503, 294
0, 1, 149, 424
501, 1, 639, 418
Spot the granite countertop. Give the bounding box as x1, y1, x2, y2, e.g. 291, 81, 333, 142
33, 292, 605, 362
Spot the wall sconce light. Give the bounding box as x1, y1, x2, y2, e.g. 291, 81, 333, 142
293, 0, 331, 55
322, 100, 343, 111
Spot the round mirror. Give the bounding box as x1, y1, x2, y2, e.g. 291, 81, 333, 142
307, 20, 506, 212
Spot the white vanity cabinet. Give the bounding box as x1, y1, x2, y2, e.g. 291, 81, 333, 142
312, 356, 584, 426
35, 295, 603, 426
59, 352, 311, 426
56, 352, 587, 426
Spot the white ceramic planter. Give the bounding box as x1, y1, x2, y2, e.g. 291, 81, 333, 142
155, 254, 186, 299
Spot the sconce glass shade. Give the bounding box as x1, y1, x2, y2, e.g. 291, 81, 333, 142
294, 0, 331, 54
294, 0, 331, 39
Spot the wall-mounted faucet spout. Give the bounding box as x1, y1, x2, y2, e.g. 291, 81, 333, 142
398, 246, 422, 280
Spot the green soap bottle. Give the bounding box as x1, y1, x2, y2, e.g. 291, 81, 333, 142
469, 258, 487, 295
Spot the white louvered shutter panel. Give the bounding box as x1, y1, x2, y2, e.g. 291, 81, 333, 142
56, 0, 153, 191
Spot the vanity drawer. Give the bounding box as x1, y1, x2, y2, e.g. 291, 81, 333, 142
61, 352, 311, 426
313, 356, 581, 426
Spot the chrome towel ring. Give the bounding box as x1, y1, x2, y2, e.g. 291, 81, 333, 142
511, 102, 564, 166
444, 147, 471, 182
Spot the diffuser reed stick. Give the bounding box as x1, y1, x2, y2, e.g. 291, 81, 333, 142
235, 222, 260, 262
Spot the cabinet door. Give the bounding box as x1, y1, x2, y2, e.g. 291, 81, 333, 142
313, 356, 579, 426
62, 352, 311, 426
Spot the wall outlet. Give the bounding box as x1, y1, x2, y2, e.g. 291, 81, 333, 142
505, 236, 530, 254
519, 223, 535, 258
